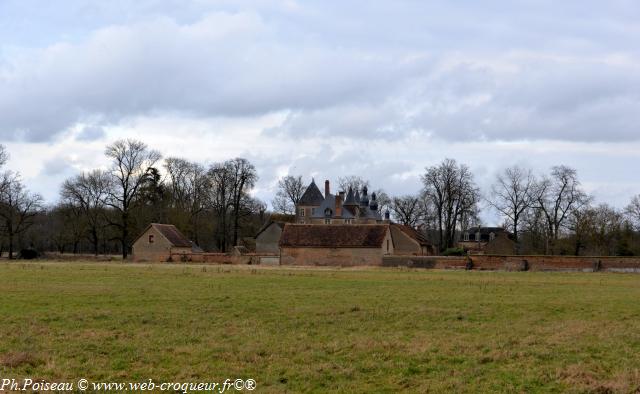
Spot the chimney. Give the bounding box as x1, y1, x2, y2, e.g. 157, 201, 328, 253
325, 180, 330, 197
335, 193, 343, 217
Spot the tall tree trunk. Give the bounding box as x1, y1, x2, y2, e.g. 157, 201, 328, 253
91, 227, 99, 256
121, 211, 129, 259
8, 233, 14, 260
513, 218, 520, 255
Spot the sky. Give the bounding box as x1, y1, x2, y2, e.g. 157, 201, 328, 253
1, 0, 639, 225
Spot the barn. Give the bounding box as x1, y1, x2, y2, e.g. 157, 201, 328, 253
132, 223, 198, 262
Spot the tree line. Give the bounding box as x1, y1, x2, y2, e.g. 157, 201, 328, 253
0, 140, 264, 259
1, 141, 640, 258
271, 159, 640, 256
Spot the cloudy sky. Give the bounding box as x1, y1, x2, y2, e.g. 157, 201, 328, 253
1, 0, 639, 224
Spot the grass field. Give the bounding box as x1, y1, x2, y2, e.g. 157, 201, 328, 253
2, 262, 640, 393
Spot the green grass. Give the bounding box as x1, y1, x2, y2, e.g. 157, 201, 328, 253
2, 262, 640, 393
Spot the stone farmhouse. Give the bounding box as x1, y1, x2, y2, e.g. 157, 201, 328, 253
132, 223, 201, 262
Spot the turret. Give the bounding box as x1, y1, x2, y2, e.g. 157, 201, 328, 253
369, 192, 378, 211
360, 186, 369, 207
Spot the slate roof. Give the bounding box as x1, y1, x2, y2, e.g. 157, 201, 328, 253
298, 180, 325, 205
279, 224, 389, 248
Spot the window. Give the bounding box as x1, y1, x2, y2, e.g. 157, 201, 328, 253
345, 219, 352, 224
325, 218, 331, 224
148, 234, 154, 244
464, 233, 469, 241
489, 232, 495, 241
386, 239, 390, 252
299, 208, 305, 217
311, 208, 316, 215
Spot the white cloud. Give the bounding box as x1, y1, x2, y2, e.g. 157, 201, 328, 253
0, 1, 640, 222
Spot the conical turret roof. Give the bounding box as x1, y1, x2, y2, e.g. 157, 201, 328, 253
298, 179, 324, 205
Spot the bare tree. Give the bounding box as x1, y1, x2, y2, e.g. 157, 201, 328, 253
488, 166, 536, 253
164, 157, 209, 243
207, 162, 234, 252
61, 169, 111, 255
272, 175, 304, 214
534, 165, 589, 254
390, 195, 424, 227
422, 158, 479, 251
228, 158, 258, 247
625, 195, 640, 230
0, 145, 7, 168
104, 139, 161, 259
338, 175, 369, 193
0, 172, 43, 259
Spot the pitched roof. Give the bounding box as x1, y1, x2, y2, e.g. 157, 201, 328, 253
280, 224, 389, 248
392, 224, 432, 246
299, 180, 325, 205
255, 220, 285, 238
140, 223, 193, 247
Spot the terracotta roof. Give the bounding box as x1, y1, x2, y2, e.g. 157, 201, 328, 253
280, 224, 389, 248
299, 180, 325, 205
392, 224, 431, 246
149, 223, 192, 247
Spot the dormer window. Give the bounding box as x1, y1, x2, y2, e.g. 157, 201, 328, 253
148, 234, 154, 244
324, 208, 333, 217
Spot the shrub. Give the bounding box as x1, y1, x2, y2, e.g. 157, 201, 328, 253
443, 247, 465, 256
19, 248, 39, 260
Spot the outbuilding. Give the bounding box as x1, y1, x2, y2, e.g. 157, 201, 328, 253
132, 223, 198, 262
255, 221, 285, 254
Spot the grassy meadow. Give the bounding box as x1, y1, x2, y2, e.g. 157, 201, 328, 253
2, 262, 640, 392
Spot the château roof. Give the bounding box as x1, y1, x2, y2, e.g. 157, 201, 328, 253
298, 180, 325, 206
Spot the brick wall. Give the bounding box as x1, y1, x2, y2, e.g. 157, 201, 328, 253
280, 247, 386, 266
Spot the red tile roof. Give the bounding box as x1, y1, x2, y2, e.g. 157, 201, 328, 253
279, 224, 389, 248
392, 224, 432, 246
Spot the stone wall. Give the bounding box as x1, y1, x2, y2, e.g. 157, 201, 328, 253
280, 247, 386, 266
167, 252, 277, 265
383, 255, 640, 272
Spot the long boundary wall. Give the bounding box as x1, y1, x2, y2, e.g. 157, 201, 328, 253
383, 255, 640, 272
167, 252, 277, 265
